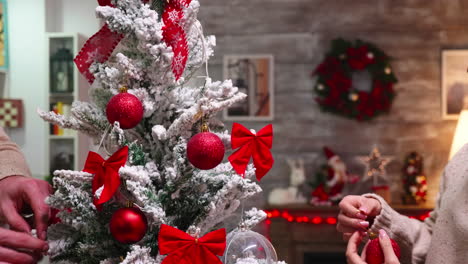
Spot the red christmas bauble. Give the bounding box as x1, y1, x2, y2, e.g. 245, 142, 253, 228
187, 132, 225, 170
106, 92, 144, 129
109, 207, 148, 244
365, 237, 401, 264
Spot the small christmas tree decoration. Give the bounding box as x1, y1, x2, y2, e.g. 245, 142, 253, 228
38, 0, 287, 262
106, 87, 144, 129
229, 123, 274, 181
83, 146, 129, 209
110, 205, 148, 244
401, 152, 427, 204
187, 122, 225, 170
365, 232, 401, 264
158, 224, 226, 264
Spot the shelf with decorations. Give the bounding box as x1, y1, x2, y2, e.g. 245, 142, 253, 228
46, 33, 88, 176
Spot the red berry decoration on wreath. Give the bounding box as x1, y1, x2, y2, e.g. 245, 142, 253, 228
365, 232, 401, 264
313, 38, 398, 121
106, 87, 144, 129
110, 206, 148, 244
187, 123, 225, 170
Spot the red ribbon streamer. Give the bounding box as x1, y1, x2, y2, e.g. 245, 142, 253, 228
228, 123, 274, 181
162, 0, 192, 80
158, 224, 226, 264
83, 146, 128, 209
74, 0, 150, 84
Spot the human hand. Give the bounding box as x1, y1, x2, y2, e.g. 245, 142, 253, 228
0, 227, 48, 264
0, 176, 53, 240
337, 195, 382, 241
346, 231, 368, 264
346, 230, 400, 264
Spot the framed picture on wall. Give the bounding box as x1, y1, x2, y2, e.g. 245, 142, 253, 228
441, 49, 468, 120
0, 0, 8, 71
223, 54, 274, 121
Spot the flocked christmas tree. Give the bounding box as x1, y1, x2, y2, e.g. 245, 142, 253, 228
38, 0, 284, 263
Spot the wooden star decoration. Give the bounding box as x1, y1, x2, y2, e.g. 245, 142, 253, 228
357, 147, 393, 186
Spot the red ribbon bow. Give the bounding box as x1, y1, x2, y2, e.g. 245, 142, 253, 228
83, 146, 128, 209
74, 0, 149, 84
228, 123, 274, 181
158, 224, 226, 264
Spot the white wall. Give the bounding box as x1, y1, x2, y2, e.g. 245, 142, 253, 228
8, 0, 48, 177
46, 0, 100, 36
45, 0, 99, 170
7, 0, 101, 178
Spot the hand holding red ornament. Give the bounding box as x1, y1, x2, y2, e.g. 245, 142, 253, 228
337, 195, 382, 241
346, 230, 400, 264
365, 230, 401, 264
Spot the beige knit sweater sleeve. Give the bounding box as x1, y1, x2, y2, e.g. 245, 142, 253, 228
0, 127, 31, 180
363, 172, 445, 264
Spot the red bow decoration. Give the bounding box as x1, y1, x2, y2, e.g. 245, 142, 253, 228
158, 224, 226, 264
83, 146, 128, 210
228, 123, 274, 181
162, 0, 192, 80
74, 0, 149, 84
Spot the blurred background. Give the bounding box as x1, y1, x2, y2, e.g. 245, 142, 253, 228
4, 0, 468, 263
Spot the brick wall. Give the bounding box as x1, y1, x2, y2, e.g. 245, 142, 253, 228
200, 0, 468, 206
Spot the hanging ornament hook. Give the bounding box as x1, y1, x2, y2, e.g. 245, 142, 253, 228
200, 115, 209, 132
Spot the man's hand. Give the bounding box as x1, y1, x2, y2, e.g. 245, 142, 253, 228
337, 195, 382, 241
0, 227, 48, 264
0, 176, 52, 240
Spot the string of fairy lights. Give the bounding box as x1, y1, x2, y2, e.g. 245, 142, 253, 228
263, 209, 431, 226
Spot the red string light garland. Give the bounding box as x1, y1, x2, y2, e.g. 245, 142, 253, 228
264, 209, 430, 225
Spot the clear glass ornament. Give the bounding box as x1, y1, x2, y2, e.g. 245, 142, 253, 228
224, 224, 278, 264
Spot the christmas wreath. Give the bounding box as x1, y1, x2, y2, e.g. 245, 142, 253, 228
313, 38, 398, 121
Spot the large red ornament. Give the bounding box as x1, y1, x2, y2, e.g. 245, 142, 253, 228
110, 207, 148, 244
365, 237, 401, 264
106, 92, 144, 129
158, 224, 226, 264
228, 123, 274, 181
187, 132, 225, 170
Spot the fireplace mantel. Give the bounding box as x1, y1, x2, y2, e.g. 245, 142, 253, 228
266, 204, 432, 264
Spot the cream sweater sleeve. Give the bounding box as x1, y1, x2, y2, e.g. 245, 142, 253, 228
0, 127, 31, 180
363, 171, 445, 264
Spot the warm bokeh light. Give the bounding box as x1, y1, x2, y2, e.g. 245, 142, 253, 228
450, 109, 468, 159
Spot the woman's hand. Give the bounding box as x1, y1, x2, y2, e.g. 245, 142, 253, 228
346, 231, 368, 264
346, 230, 400, 264
337, 195, 382, 241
